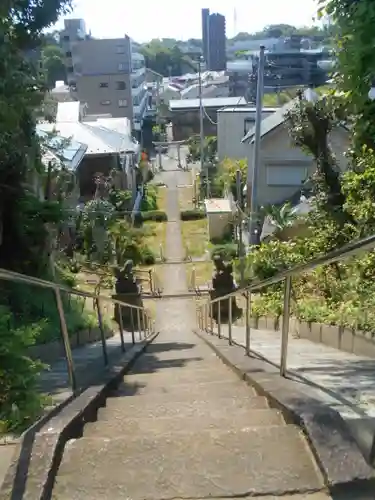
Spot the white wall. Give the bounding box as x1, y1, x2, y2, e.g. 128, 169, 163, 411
217, 109, 275, 162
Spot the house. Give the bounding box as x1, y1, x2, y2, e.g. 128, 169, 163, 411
241, 99, 350, 211
169, 96, 247, 140
37, 101, 140, 202
217, 106, 278, 161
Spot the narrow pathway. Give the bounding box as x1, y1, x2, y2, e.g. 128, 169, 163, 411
51, 151, 327, 499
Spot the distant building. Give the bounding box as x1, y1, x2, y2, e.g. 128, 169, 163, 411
201, 8, 226, 71
61, 18, 149, 138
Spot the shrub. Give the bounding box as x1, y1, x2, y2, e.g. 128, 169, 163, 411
141, 185, 158, 211
0, 306, 46, 433
180, 209, 206, 221
140, 210, 167, 222
211, 243, 238, 261
140, 246, 156, 265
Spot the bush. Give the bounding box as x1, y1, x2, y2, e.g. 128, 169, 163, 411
211, 243, 238, 261
180, 209, 206, 221
0, 306, 46, 433
140, 246, 156, 265
140, 210, 167, 222
141, 185, 158, 211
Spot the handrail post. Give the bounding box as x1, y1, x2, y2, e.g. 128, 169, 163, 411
142, 310, 147, 337
55, 288, 77, 392
228, 297, 233, 345
149, 269, 153, 294
204, 304, 209, 331
217, 300, 221, 338
245, 291, 251, 356
118, 304, 126, 352
130, 308, 135, 344
137, 308, 142, 340
209, 302, 213, 334
95, 297, 109, 366
280, 276, 292, 377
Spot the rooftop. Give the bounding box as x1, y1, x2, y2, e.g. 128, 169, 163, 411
204, 198, 235, 214
218, 106, 279, 114
169, 96, 247, 111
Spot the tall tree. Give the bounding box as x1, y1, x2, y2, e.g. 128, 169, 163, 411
42, 44, 66, 88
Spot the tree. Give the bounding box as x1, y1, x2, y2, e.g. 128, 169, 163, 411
319, 0, 375, 152
140, 41, 194, 76
42, 44, 66, 88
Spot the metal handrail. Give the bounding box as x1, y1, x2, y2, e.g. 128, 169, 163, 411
0, 267, 156, 393
196, 233, 375, 377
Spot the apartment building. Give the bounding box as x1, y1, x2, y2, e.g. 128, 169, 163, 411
61, 19, 148, 136
201, 8, 226, 71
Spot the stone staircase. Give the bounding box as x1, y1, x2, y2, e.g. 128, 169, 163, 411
51, 331, 326, 499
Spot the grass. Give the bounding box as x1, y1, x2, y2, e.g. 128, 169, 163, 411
178, 185, 195, 210
186, 261, 213, 289
156, 186, 167, 211
143, 221, 167, 258
181, 218, 209, 258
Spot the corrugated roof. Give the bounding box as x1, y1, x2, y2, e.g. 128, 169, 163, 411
169, 96, 247, 110
37, 130, 87, 171
37, 121, 138, 156
242, 99, 298, 143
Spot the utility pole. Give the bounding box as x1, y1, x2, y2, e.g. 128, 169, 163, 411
248, 45, 265, 245
198, 58, 208, 198
236, 169, 245, 285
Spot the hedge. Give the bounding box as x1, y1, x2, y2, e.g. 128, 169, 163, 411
138, 210, 168, 222
180, 209, 206, 221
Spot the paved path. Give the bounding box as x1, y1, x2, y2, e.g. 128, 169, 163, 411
219, 324, 375, 421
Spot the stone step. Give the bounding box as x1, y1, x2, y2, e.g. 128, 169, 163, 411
83, 408, 285, 438
54, 426, 323, 500
122, 366, 238, 386
114, 379, 258, 398
100, 394, 269, 420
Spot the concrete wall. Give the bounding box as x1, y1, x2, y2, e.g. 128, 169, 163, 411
207, 212, 232, 240
217, 109, 275, 162
76, 73, 132, 119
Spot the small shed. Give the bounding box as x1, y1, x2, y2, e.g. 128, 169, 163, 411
204, 198, 236, 241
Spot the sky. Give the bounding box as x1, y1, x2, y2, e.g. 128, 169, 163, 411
55, 0, 320, 42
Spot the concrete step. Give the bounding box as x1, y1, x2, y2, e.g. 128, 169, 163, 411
122, 366, 238, 386
114, 379, 258, 398
54, 426, 323, 500
100, 394, 269, 420
83, 408, 285, 438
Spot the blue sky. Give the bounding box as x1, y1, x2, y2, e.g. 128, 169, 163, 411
56, 0, 319, 42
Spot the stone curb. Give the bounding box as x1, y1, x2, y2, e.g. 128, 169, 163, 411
0, 331, 159, 500
194, 328, 375, 495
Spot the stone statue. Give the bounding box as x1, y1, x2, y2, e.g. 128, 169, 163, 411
112, 260, 144, 329
210, 255, 242, 322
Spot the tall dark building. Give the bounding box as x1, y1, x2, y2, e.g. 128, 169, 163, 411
201, 8, 210, 64
201, 8, 226, 71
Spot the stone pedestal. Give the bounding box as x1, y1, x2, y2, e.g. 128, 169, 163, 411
210, 256, 242, 322
112, 261, 144, 329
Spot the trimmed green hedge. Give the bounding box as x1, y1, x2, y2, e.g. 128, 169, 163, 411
138, 210, 168, 222
180, 209, 206, 221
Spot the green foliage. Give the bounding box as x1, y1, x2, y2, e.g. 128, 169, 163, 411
180, 209, 206, 221
41, 44, 66, 89
140, 185, 158, 212
140, 41, 194, 77
0, 306, 46, 433
140, 210, 168, 222
187, 135, 217, 163
319, 0, 375, 151
211, 243, 238, 261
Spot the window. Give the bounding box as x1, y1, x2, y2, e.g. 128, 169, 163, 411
101, 100, 111, 106
67, 66, 74, 74
266, 166, 308, 186
118, 99, 128, 107
99, 82, 109, 88
118, 63, 126, 71
116, 81, 126, 90
65, 51, 72, 58
63, 35, 70, 42
116, 45, 125, 54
